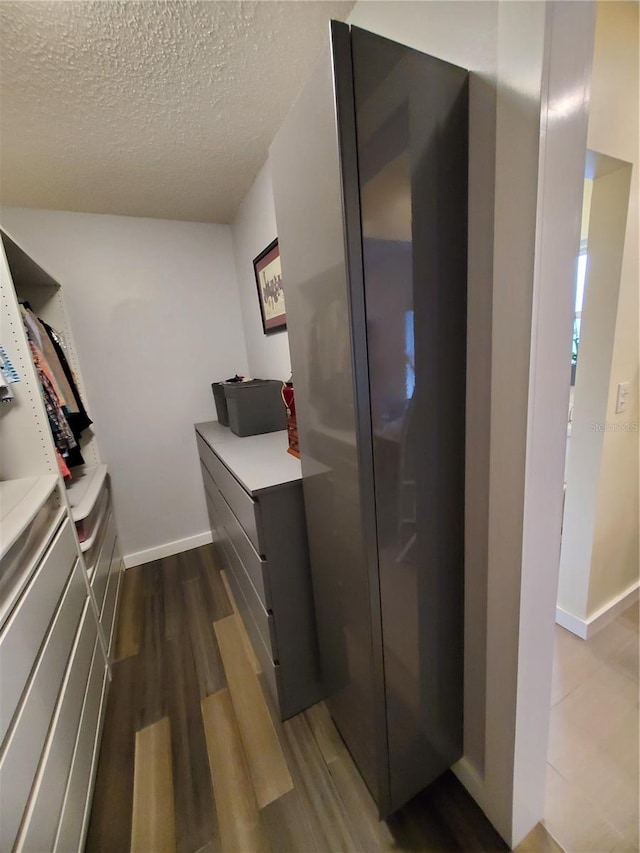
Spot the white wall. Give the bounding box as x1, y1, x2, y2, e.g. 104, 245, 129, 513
0, 207, 249, 565
348, 0, 594, 846
230, 161, 292, 380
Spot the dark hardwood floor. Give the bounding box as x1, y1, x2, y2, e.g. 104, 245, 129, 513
86, 544, 560, 853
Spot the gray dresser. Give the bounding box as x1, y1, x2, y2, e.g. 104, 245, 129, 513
195, 422, 322, 719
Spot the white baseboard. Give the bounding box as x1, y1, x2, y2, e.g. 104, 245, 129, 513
555, 606, 589, 638
123, 530, 213, 569
556, 580, 639, 639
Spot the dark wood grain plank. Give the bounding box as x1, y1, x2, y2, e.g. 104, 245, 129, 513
112, 565, 144, 661
137, 561, 166, 729
177, 547, 201, 581
92, 545, 522, 853
85, 655, 137, 852
283, 714, 359, 853
198, 544, 233, 622
183, 575, 226, 697
419, 771, 507, 852
162, 553, 183, 641
305, 703, 394, 851
165, 628, 220, 853
258, 673, 329, 852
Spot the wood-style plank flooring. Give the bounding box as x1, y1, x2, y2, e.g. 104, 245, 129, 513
87, 544, 560, 853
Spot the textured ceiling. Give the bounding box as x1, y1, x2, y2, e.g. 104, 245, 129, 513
0, 0, 354, 223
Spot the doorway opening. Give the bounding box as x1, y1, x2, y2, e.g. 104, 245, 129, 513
544, 150, 638, 852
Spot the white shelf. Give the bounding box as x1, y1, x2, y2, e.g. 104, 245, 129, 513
65, 465, 108, 523
0, 476, 59, 561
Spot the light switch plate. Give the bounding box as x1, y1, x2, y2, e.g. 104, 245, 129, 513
615, 381, 630, 414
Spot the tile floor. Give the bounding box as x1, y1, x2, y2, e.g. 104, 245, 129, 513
545, 602, 639, 852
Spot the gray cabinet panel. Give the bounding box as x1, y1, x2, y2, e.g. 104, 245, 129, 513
197, 434, 264, 554
202, 462, 272, 610
196, 425, 323, 720
270, 21, 467, 816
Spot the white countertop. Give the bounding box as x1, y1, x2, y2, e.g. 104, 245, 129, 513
195, 421, 302, 495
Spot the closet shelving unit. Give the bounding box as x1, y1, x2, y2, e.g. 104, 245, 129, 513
0, 229, 122, 852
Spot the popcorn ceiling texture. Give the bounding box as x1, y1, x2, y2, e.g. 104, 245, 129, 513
0, 0, 353, 223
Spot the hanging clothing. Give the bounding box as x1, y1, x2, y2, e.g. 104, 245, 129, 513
29, 312, 79, 415
20, 304, 93, 472
41, 320, 92, 438
28, 338, 78, 464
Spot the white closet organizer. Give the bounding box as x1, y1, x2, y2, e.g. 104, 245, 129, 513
0, 229, 122, 852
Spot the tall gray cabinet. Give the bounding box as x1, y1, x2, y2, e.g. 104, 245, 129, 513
271, 22, 468, 816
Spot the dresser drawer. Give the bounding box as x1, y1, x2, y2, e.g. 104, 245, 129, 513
82, 495, 111, 579
201, 462, 224, 538
101, 547, 122, 657
0, 560, 87, 852
221, 531, 278, 660
91, 512, 117, 617
222, 559, 282, 704
0, 517, 77, 744
207, 474, 271, 609
197, 434, 264, 554
17, 600, 97, 853
55, 635, 108, 853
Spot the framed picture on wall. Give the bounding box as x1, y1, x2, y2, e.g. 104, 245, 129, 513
253, 238, 286, 334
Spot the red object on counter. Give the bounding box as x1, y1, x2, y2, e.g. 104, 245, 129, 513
281, 382, 300, 459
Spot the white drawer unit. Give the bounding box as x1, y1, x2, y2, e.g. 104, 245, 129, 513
55, 633, 109, 853
101, 548, 123, 657
0, 559, 87, 851
0, 226, 120, 853
91, 511, 117, 616
0, 517, 77, 744
195, 421, 323, 719
16, 600, 98, 852
65, 465, 109, 550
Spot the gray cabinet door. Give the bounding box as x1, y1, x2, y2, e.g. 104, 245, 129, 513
271, 21, 467, 816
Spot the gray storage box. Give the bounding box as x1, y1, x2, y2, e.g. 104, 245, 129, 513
211, 382, 230, 426
224, 380, 287, 437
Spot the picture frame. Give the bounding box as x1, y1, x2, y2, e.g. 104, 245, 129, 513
253, 238, 286, 334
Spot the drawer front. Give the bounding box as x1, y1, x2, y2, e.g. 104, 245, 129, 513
0, 561, 87, 851
55, 637, 108, 853
201, 462, 224, 540
102, 549, 122, 656
221, 532, 278, 660
0, 489, 62, 629
82, 494, 111, 577
0, 518, 77, 744
17, 601, 98, 853
91, 512, 117, 617
75, 483, 109, 547
197, 434, 264, 553
208, 477, 271, 609
223, 560, 282, 711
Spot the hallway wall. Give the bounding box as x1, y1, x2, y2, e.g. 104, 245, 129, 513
0, 207, 249, 565
230, 161, 292, 380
